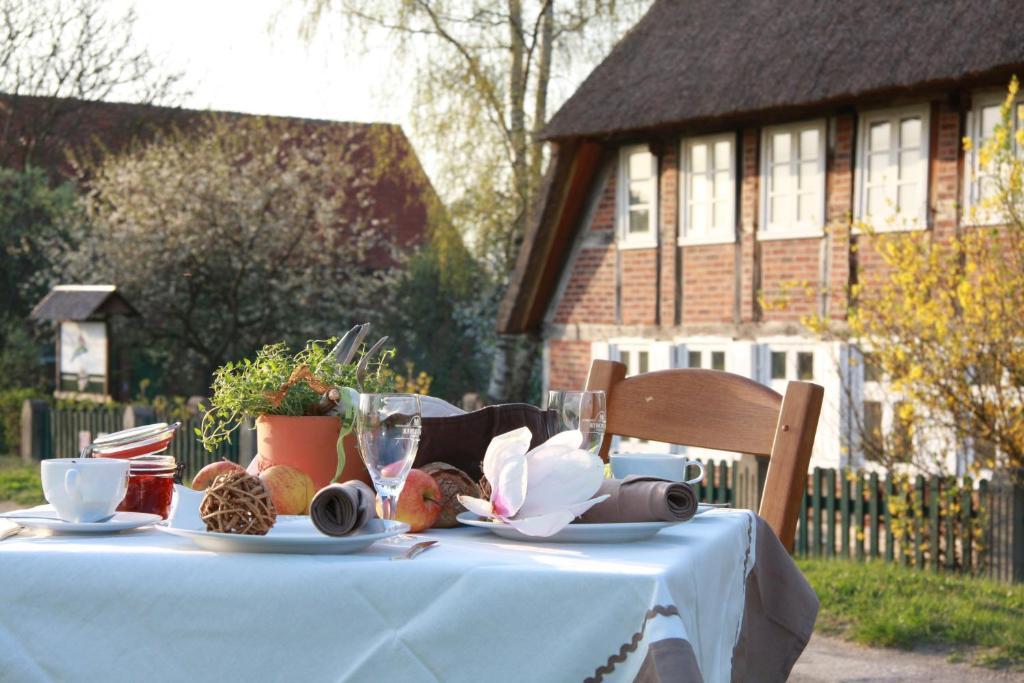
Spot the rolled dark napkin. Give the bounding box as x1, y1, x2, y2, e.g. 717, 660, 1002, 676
309, 481, 377, 536
414, 404, 560, 480
578, 476, 698, 524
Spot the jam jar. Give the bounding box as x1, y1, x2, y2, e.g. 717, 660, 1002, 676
117, 455, 177, 519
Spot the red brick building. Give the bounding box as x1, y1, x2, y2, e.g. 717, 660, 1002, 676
499, 0, 1024, 470
0, 93, 439, 257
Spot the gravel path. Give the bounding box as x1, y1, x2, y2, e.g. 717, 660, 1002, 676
791, 634, 1024, 682
0, 501, 19, 513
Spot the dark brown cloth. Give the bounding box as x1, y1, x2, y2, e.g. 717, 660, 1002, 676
729, 516, 819, 682
414, 404, 559, 481
630, 516, 819, 683
309, 481, 377, 536
578, 476, 699, 524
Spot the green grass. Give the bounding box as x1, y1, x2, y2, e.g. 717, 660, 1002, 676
0, 455, 44, 506
799, 557, 1024, 669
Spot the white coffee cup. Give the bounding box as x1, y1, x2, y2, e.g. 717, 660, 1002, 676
41, 458, 129, 523
610, 453, 705, 485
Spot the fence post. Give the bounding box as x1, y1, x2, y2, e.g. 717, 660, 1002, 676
122, 404, 157, 429
985, 469, 1024, 583
733, 453, 767, 513
20, 400, 52, 462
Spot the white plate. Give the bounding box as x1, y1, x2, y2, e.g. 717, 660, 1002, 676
0, 510, 162, 534
156, 516, 409, 554
456, 511, 703, 543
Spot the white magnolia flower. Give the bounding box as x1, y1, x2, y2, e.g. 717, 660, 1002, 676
458, 427, 607, 537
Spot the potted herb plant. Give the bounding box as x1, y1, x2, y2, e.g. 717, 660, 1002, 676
198, 327, 393, 489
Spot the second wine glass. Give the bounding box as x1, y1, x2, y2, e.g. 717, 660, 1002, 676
546, 390, 606, 454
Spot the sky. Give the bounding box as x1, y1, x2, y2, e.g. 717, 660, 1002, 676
117, 0, 410, 125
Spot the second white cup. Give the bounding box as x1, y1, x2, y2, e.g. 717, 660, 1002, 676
610, 453, 705, 485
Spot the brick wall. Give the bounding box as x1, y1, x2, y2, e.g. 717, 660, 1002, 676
620, 248, 658, 324
547, 340, 593, 391
681, 244, 735, 323
659, 143, 679, 324
826, 115, 854, 318
739, 129, 760, 322
759, 238, 822, 322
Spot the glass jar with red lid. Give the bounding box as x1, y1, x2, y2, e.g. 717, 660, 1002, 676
117, 454, 177, 519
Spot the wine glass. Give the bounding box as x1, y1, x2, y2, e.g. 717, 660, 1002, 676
546, 390, 606, 454
355, 393, 422, 538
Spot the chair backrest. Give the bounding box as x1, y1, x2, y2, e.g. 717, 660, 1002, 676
585, 359, 824, 550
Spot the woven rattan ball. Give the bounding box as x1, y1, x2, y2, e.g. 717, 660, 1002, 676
200, 470, 277, 535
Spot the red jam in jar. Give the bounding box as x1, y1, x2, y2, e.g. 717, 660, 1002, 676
117, 455, 176, 519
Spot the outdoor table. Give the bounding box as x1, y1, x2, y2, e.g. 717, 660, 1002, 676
0, 509, 816, 682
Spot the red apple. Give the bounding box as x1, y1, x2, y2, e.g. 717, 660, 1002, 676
260, 464, 315, 515
377, 469, 442, 532
192, 459, 244, 491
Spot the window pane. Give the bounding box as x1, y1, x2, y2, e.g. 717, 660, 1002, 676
629, 151, 651, 180
691, 173, 709, 202
869, 121, 891, 152
899, 149, 920, 182
897, 183, 919, 217
629, 208, 649, 234
868, 152, 890, 184
772, 132, 791, 164
630, 179, 652, 206
799, 128, 819, 160
771, 194, 794, 226
863, 352, 881, 382
798, 161, 818, 191
862, 400, 883, 456
772, 163, 793, 195
798, 192, 818, 222
980, 105, 1001, 141
711, 351, 725, 371
867, 186, 888, 217
797, 351, 814, 380
620, 351, 630, 370
690, 203, 708, 231
899, 117, 921, 148
714, 170, 730, 201
980, 175, 999, 202
893, 401, 913, 460
690, 144, 707, 173
771, 351, 787, 380
638, 351, 649, 374
688, 351, 701, 368
713, 200, 731, 229
714, 140, 731, 170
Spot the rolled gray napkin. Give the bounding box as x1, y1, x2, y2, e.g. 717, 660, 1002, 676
309, 481, 378, 536
578, 475, 698, 524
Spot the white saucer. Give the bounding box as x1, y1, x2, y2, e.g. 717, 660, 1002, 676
0, 510, 162, 534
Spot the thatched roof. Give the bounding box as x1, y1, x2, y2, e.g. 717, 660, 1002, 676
544, 0, 1024, 140
31, 285, 138, 321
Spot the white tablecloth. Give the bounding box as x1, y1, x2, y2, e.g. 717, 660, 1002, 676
0, 509, 756, 683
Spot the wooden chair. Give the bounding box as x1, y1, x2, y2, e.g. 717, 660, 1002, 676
585, 359, 824, 550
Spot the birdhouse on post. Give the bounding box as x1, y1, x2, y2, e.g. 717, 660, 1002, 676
30, 285, 139, 402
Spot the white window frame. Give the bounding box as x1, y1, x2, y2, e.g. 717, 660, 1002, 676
964, 90, 1022, 225
678, 133, 736, 246
616, 145, 659, 249
758, 119, 827, 240
853, 104, 930, 232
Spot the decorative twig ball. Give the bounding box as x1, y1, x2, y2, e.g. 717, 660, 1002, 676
421, 462, 481, 528
200, 470, 277, 535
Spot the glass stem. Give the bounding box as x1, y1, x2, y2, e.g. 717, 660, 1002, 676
379, 492, 399, 521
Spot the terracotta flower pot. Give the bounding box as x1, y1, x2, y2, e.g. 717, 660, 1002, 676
254, 415, 370, 490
